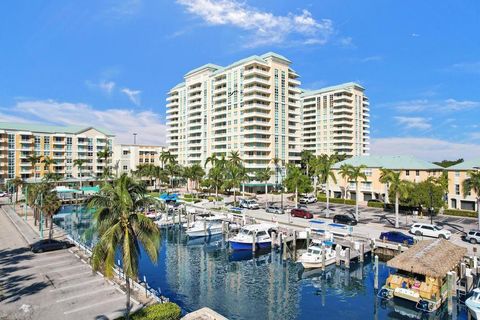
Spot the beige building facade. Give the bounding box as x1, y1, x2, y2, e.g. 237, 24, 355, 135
0, 123, 114, 185
447, 159, 480, 211
166, 52, 302, 187
301, 83, 370, 157
112, 144, 165, 176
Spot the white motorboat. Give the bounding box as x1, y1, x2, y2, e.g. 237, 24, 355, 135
186, 217, 224, 238
228, 223, 276, 250
298, 240, 337, 269
466, 288, 480, 319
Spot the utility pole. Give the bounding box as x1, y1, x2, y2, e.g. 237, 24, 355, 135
133, 133, 137, 145
429, 184, 434, 225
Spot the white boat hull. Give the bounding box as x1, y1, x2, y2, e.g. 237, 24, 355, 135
466, 298, 480, 319
300, 257, 336, 269
186, 226, 223, 238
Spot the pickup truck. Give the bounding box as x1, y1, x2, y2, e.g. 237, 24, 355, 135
299, 195, 316, 204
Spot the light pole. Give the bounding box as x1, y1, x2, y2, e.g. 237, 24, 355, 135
39, 192, 44, 238
429, 184, 434, 225
24, 185, 28, 221
133, 133, 138, 145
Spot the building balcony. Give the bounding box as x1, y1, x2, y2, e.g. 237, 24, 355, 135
243, 120, 271, 128
288, 87, 302, 94
243, 103, 271, 112
243, 94, 270, 103
288, 78, 301, 87
243, 68, 270, 78
243, 85, 271, 96
243, 77, 270, 87
243, 145, 270, 152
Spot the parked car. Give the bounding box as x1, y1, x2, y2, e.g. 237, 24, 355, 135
464, 229, 480, 244
409, 223, 451, 239
332, 214, 358, 226
379, 231, 414, 245
299, 195, 316, 204
266, 205, 284, 214
239, 199, 260, 210
31, 239, 71, 253
0, 191, 8, 197
291, 208, 313, 219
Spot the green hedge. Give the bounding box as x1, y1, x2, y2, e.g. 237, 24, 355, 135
367, 202, 385, 209
123, 303, 181, 320
317, 196, 356, 206
444, 209, 477, 218
207, 196, 223, 202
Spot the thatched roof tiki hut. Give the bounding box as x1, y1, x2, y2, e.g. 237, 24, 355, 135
382, 239, 466, 312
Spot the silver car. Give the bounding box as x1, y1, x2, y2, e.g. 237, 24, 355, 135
266, 205, 284, 214
465, 230, 480, 244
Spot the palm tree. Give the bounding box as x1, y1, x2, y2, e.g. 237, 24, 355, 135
73, 159, 88, 189
159, 150, 176, 169
41, 190, 61, 239
228, 150, 242, 167
316, 155, 337, 217
188, 164, 205, 196
97, 147, 112, 180
339, 164, 353, 201
347, 165, 368, 221
165, 162, 182, 191
42, 156, 55, 174
463, 171, 480, 229
379, 168, 392, 205
300, 150, 315, 178
255, 168, 273, 208
284, 164, 311, 207
208, 166, 224, 202
27, 154, 43, 182
87, 174, 160, 319
271, 157, 282, 189
204, 153, 218, 168
381, 170, 411, 228
11, 176, 23, 203
223, 164, 243, 205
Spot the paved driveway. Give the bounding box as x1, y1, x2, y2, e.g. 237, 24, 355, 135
0, 206, 139, 320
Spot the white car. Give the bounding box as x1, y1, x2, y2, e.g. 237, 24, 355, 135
409, 223, 451, 239
239, 199, 260, 210
299, 195, 317, 204
0, 192, 8, 198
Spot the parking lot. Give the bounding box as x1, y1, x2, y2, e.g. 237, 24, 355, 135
0, 206, 139, 320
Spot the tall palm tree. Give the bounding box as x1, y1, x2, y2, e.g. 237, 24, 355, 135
228, 150, 242, 167
348, 165, 368, 221
271, 157, 282, 189
87, 174, 160, 319
204, 153, 218, 168
73, 159, 88, 189
300, 150, 315, 178
159, 150, 176, 169
165, 162, 182, 192
255, 168, 273, 208
381, 170, 411, 228
208, 166, 224, 202
339, 164, 353, 201
188, 164, 205, 196
27, 154, 43, 182
316, 155, 337, 217
41, 190, 61, 239
223, 164, 243, 205
42, 156, 55, 174
463, 171, 480, 229
11, 176, 23, 203
379, 168, 392, 205
284, 164, 311, 207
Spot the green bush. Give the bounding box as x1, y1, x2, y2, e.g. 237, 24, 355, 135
207, 196, 222, 202
444, 209, 477, 218
317, 196, 356, 206
367, 201, 385, 209
125, 303, 181, 320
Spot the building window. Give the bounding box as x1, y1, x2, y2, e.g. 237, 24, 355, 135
123, 165, 128, 170
415, 170, 420, 176
405, 170, 410, 176
455, 172, 460, 177
455, 184, 460, 195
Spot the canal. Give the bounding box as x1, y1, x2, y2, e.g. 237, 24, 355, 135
54, 205, 468, 320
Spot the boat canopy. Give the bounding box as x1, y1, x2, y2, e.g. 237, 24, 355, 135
387, 239, 466, 278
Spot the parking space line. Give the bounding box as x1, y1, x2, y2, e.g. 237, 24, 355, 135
56, 287, 114, 303
49, 264, 89, 273
31, 253, 71, 263
33, 260, 74, 269
58, 271, 92, 280
50, 277, 103, 292
63, 296, 125, 315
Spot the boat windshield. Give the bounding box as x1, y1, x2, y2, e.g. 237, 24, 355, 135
308, 248, 321, 254
239, 229, 252, 236
473, 291, 480, 301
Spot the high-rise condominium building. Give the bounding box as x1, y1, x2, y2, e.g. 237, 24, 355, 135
166, 52, 302, 182
301, 82, 370, 157
112, 144, 165, 176
0, 123, 114, 184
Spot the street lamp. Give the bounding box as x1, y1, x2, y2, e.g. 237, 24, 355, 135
429, 184, 434, 225
133, 133, 138, 145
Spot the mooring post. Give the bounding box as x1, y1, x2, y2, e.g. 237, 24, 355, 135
306, 230, 310, 249
397, 244, 402, 254
461, 263, 466, 279
345, 248, 351, 269
293, 231, 297, 260
374, 255, 379, 290
467, 274, 473, 293
360, 243, 365, 263
252, 230, 256, 253
447, 271, 453, 314
271, 231, 276, 249
282, 235, 287, 261
335, 245, 341, 266
321, 245, 326, 271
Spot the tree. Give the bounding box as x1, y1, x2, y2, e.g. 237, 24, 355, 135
284, 164, 312, 207
165, 162, 182, 191
188, 164, 205, 195
316, 155, 337, 217
339, 164, 353, 201
463, 171, 480, 229
11, 176, 23, 203
27, 154, 43, 182
87, 174, 160, 319
382, 170, 411, 228
345, 165, 368, 221
207, 166, 224, 202
41, 190, 61, 239
300, 150, 315, 178
204, 153, 218, 168
433, 159, 464, 168
135, 164, 159, 190
159, 150, 176, 169
271, 157, 283, 189
379, 168, 393, 205
228, 150, 242, 167
73, 159, 88, 188
42, 156, 55, 174
223, 164, 244, 205
97, 147, 112, 180
255, 168, 273, 208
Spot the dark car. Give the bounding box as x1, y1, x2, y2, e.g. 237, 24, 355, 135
31, 239, 71, 253
379, 231, 414, 245
291, 208, 313, 219
333, 214, 357, 226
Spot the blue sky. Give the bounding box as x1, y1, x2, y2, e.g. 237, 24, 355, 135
0, 0, 479, 160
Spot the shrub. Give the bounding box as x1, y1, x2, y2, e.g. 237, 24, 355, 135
207, 196, 222, 202
317, 196, 356, 206
125, 303, 182, 320
444, 209, 477, 218
367, 201, 384, 209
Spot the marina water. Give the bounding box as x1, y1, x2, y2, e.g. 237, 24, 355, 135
55, 205, 468, 320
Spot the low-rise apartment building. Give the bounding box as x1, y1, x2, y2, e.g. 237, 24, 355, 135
0, 123, 114, 185
112, 144, 165, 176
301, 83, 370, 157
447, 159, 480, 211
330, 155, 444, 203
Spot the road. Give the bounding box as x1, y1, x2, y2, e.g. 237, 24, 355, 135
0, 204, 139, 320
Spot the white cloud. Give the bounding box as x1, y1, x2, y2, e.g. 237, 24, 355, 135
121, 88, 141, 105
339, 37, 354, 48
109, 0, 143, 18
395, 116, 431, 130
2, 100, 167, 146
371, 137, 480, 162
411, 33, 420, 37
86, 80, 116, 95
385, 98, 480, 113
176, 0, 334, 47
450, 61, 480, 74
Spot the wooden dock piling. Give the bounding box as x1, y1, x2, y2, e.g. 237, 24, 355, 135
360, 243, 365, 263
345, 248, 350, 269
374, 255, 379, 290
335, 245, 341, 266
252, 230, 256, 252
321, 245, 326, 271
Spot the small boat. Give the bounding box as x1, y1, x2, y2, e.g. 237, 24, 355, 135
297, 240, 337, 269
466, 288, 480, 319
186, 216, 224, 238
228, 224, 275, 251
